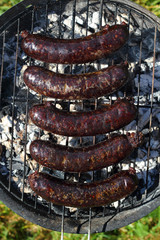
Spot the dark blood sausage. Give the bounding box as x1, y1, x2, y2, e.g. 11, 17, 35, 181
30, 132, 143, 172
21, 22, 129, 64
23, 62, 128, 100
28, 168, 138, 208
29, 98, 137, 137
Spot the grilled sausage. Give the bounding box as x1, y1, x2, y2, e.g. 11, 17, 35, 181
21, 22, 129, 64
29, 98, 137, 137
23, 62, 128, 100
30, 132, 143, 172
28, 168, 138, 208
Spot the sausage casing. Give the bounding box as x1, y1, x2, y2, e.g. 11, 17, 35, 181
21, 23, 129, 64
28, 168, 138, 208
30, 132, 143, 172
23, 62, 128, 100
29, 98, 137, 137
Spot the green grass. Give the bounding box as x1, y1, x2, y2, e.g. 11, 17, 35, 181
0, 201, 160, 240
0, 0, 160, 239
0, 0, 23, 15
0, 0, 160, 17
131, 0, 160, 17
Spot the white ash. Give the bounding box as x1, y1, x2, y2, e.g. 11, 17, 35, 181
48, 13, 59, 23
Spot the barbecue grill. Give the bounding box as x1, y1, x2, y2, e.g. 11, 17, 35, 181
0, 0, 160, 239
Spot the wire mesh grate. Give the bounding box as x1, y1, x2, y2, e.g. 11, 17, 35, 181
0, 0, 160, 235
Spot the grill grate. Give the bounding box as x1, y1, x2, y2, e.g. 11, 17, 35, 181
0, 0, 160, 237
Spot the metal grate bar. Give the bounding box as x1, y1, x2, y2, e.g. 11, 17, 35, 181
45, 1, 49, 34
97, 0, 104, 72
41, 1, 49, 102
86, 0, 89, 36
61, 204, 65, 240
43, 0, 50, 73
21, 7, 36, 202
60, 150, 67, 240
76, 0, 90, 220
99, 0, 104, 28
125, 9, 131, 63
8, 18, 20, 192
136, 16, 144, 113
87, 99, 98, 239
145, 25, 157, 198
133, 16, 144, 179
114, 2, 118, 24
82, 0, 90, 77
123, 8, 131, 99
61, 1, 77, 238
108, 2, 118, 116
0, 30, 5, 106
58, 0, 62, 39
87, 207, 92, 240
71, 0, 77, 39
56, 0, 62, 73
21, 89, 29, 201
25, 7, 38, 209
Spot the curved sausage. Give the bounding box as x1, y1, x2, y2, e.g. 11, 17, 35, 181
29, 98, 137, 137
28, 168, 138, 208
30, 132, 143, 172
21, 22, 129, 64
23, 62, 128, 100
